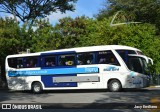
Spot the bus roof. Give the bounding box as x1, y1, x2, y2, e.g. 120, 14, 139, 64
6, 45, 141, 58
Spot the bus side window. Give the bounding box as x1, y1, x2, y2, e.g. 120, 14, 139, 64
108, 51, 120, 66
8, 58, 24, 69
97, 51, 108, 64
17, 58, 24, 68
25, 57, 39, 68
8, 58, 17, 68
44, 56, 56, 67
97, 50, 120, 66
77, 53, 94, 65
59, 54, 75, 66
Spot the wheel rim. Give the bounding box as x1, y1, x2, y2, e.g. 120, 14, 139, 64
34, 85, 41, 92
112, 82, 119, 91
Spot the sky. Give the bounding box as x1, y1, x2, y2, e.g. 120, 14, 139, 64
46, 0, 105, 25
0, 0, 105, 25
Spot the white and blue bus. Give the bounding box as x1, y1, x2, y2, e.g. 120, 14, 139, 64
5, 45, 153, 93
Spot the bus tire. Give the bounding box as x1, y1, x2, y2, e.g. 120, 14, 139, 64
108, 80, 122, 92
32, 82, 43, 94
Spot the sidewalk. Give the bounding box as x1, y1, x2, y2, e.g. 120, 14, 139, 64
148, 85, 160, 88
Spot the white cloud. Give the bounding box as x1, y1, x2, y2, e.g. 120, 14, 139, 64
45, 5, 93, 26
0, 13, 12, 18
46, 11, 77, 25
0, 13, 21, 21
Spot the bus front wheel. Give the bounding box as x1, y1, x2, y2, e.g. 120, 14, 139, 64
32, 82, 43, 93
108, 80, 122, 92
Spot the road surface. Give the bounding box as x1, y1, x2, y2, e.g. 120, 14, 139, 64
0, 87, 160, 112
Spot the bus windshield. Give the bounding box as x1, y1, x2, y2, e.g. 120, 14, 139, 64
127, 56, 149, 75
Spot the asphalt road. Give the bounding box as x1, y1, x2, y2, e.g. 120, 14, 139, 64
0, 87, 160, 112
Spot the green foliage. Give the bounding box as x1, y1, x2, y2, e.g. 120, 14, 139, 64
52, 17, 160, 73
0, 17, 22, 80
97, 0, 160, 31
31, 19, 60, 52
95, 0, 160, 73
20, 22, 35, 51
1, 3, 160, 77
0, 18, 21, 59
28, 16, 160, 73
31, 16, 93, 51
55, 16, 93, 48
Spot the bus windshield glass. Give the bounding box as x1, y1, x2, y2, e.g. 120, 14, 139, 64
127, 56, 149, 75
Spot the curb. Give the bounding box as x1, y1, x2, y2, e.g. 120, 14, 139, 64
147, 85, 160, 88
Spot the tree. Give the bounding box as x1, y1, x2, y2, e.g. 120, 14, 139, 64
0, 0, 77, 23
71, 18, 160, 73
97, 0, 160, 30
30, 16, 92, 52
96, 0, 160, 73
30, 19, 61, 52
54, 16, 91, 48
0, 17, 21, 81
20, 22, 34, 51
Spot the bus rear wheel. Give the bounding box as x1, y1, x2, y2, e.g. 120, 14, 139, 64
108, 80, 122, 92
32, 82, 43, 94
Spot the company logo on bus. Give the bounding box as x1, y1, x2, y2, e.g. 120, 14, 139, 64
103, 66, 119, 71
85, 67, 99, 73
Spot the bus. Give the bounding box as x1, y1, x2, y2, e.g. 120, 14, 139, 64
5, 45, 153, 93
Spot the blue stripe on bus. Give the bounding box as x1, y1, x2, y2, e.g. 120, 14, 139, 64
41, 75, 77, 87
8, 67, 99, 76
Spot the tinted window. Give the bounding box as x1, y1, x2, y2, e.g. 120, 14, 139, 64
25, 57, 39, 68
128, 57, 143, 74
44, 56, 56, 67
59, 54, 75, 66
17, 58, 24, 68
77, 53, 94, 65
116, 50, 127, 62
116, 50, 137, 64
97, 50, 120, 66
8, 58, 16, 68
116, 50, 136, 55
8, 58, 24, 69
